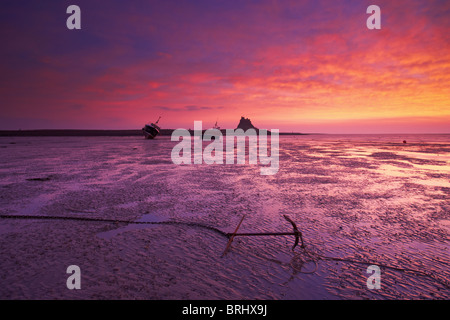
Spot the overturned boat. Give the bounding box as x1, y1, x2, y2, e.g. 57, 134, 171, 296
142, 116, 161, 139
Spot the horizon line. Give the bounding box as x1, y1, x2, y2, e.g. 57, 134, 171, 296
0, 129, 449, 135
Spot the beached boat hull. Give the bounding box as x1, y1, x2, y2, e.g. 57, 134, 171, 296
142, 123, 160, 139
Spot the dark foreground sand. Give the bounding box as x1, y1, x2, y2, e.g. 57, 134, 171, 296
0, 135, 449, 299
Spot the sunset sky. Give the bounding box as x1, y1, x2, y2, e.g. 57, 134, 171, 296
1, 0, 449, 133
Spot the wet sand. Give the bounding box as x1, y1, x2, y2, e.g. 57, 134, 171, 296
0, 134, 449, 299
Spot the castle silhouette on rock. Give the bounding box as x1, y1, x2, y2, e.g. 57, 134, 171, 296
235, 116, 258, 131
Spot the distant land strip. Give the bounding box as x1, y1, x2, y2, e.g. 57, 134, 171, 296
0, 129, 306, 137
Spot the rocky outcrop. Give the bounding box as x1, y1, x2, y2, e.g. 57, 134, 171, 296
235, 117, 258, 131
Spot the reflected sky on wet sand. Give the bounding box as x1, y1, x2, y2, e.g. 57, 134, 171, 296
0, 134, 449, 299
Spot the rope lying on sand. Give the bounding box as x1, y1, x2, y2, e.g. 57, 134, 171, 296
0, 213, 229, 237
1, 213, 449, 289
